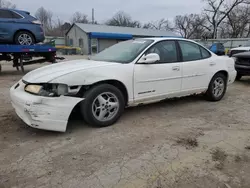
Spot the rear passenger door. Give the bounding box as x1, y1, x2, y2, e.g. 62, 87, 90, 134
0, 9, 23, 42
177, 40, 212, 93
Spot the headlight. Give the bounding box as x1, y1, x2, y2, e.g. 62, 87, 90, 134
25, 85, 42, 94
24, 83, 68, 97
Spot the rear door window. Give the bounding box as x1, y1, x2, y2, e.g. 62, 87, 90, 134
178, 40, 202, 61
0, 10, 22, 19
200, 47, 211, 58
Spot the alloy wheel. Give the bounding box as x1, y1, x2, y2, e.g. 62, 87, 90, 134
213, 77, 225, 98
92, 92, 120, 122
18, 34, 33, 45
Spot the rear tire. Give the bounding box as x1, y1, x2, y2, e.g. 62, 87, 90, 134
14, 31, 35, 45
205, 73, 227, 101
80, 84, 125, 127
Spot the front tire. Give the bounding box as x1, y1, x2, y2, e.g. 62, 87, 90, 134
206, 73, 227, 101
81, 84, 125, 127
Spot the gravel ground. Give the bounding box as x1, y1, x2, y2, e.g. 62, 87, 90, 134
0, 58, 250, 188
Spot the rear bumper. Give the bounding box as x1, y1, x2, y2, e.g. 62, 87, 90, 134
35, 33, 45, 43
10, 80, 83, 132
228, 70, 237, 84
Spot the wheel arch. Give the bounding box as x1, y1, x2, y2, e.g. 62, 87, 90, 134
91, 79, 129, 105
207, 70, 229, 89
214, 70, 228, 80
77, 79, 129, 106
13, 29, 36, 43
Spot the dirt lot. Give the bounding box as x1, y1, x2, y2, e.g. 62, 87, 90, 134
0, 58, 250, 188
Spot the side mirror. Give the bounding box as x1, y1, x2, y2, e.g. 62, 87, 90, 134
138, 53, 160, 64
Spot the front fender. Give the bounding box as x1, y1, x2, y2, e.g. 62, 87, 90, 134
49, 65, 134, 103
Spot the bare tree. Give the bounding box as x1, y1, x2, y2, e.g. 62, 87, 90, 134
174, 14, 207, 39
35, 7, 53, 34
61, 22, 71, 31
203, 0, 249, 39
71, 12, 89, 24
106, 11, 141, 28
47, 20, 71, 37
0, 0, 16, 8
48, 19, 63, 37
224, 5, 250, 37
143, 19, 174, 31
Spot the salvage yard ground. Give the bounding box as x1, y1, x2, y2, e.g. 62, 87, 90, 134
1, 57, 250, 188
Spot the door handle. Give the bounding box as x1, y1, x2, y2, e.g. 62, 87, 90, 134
209, 62, 216, 66
172, 66, 180, 71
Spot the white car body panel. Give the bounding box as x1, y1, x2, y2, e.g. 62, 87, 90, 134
133, 62, 182, 103
10, 37, 237, 132
23, 60, 135, 104
10, 80, 82, 132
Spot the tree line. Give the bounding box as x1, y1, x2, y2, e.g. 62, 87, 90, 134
1, 0, 250, 39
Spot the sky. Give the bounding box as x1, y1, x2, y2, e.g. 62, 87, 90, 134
10, 0, 204, 23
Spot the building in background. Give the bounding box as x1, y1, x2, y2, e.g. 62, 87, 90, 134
65, 23, 179, 55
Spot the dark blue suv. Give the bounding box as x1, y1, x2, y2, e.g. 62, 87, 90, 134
0, 8, 45, 45
209, 43, 225, 56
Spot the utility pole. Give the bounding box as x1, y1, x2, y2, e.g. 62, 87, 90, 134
92, 8, 95, 24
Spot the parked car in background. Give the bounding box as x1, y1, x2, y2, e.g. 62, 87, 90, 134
228, 40, 250, 57
0, 8, 45, 45
209, 43, 225, 55
232, 51, 250, 80
10, 38, 236, 132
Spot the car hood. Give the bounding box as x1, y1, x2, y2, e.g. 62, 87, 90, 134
23, 59, 116, 83
231, 47, 250, 51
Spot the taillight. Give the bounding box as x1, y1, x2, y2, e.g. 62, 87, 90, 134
32, 20, 41, 25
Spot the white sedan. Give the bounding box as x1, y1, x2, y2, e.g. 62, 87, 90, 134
10, 38, 236, 132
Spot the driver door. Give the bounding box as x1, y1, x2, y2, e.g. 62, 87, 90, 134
133, 40, 182, 103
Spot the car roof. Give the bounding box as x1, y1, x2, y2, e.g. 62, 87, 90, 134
0, 8, 30, 15
136, 37, 196, 43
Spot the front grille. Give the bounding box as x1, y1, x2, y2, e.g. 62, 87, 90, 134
14, 83, 20, 89
236, 58, 250, 66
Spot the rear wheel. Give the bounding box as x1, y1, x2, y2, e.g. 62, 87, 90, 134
81, 84, 125, 127
206, 73, 227, 101
14, 31, 35, 45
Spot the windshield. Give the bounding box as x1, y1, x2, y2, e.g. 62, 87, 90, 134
91, 39, 154, 63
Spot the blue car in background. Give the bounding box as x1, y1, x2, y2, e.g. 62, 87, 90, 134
209, 43, 225, 56
0, 8, 45, 45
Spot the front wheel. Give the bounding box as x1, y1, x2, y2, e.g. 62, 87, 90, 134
81, 84, 125, 127
205, 73, 227, 101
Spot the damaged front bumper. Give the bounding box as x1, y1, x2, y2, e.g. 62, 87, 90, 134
10, 80, 83, 132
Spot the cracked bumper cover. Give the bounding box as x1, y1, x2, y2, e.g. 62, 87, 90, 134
10, 80, 83, 132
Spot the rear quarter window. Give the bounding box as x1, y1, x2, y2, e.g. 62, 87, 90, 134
200, 47, 211, 58
11, 11, 23, 19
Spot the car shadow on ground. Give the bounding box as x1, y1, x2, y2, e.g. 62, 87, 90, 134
236, 77, 250, 85
2, 92, 220, 138
67, 94, 207, 132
